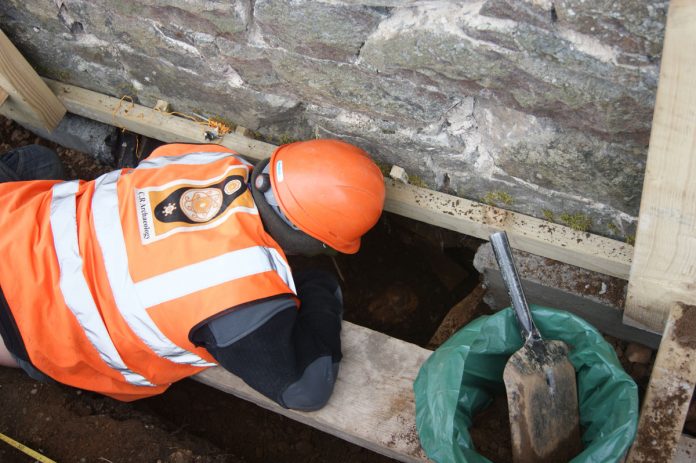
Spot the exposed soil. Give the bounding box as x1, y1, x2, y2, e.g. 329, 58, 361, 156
0, 115, 692, 463
470, 395, 513, 462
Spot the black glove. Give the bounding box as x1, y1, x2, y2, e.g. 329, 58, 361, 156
191, 269, 343, 411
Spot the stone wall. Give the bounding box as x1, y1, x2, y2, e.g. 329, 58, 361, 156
0, 0, 668, 238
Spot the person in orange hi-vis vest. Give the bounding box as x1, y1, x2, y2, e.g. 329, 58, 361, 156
0, 139, 385, 410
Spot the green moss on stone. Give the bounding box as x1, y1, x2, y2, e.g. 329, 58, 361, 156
542, 209, 555, 222
408, 175, 428, 188
559, 212, 592, 232
34, 65, 71, 82
482, 191, 514, 207
607, 223, 620, 235
374, 161, 391, 177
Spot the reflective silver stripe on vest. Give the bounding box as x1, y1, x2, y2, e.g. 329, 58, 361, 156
50, 181, 155, 387
92, 171, 215, 367
136, 152, 252, 170
134, 246, 296, 308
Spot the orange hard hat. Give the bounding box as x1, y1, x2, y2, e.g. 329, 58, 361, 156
268, 139, 386, 254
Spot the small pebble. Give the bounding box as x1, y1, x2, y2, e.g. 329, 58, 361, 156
625, 343, 653, 364
599, 282, 607, 295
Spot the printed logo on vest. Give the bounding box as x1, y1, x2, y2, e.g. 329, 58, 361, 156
135, 166, 256, 244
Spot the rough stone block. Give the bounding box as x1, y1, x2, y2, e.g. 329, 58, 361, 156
360, 2, 658, 137
625, 342, 653, 365
389, 165, 408, 183
255, 0, 386, 62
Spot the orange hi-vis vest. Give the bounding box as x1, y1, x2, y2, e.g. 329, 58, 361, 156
0, 144, 296, 401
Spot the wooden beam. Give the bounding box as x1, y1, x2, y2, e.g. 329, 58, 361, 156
0, 29, 65, 131
624, 0, 696, 333
43, 79, 275, 160
194, 321, 431, 463
626, 304, 696, 463
43, 78, 633, 279
0, 86, 8, 107
385, 180, 631, 278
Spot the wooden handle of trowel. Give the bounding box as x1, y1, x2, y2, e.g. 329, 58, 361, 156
490, 231, 543, 344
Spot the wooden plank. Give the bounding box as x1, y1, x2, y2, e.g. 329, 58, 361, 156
385, 181, 632, 278
194, 321, 431, 463
43, 78, 633, 279
0, 29, 65, 131
624, 0, 696, 333
626, 303, 696, 463
43, 79, 275, 160
0, 86, 8, 107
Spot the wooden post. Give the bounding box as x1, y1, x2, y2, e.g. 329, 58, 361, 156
626, 304, 696, 462
624, 0, 696, 333
0, 28, 66, 131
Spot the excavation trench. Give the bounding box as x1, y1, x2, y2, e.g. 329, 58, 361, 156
0, 116, 682, 463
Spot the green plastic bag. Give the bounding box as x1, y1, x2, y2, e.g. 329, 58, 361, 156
414, 305, 638, 463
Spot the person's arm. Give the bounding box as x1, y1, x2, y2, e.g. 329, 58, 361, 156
190, 269, 343, 411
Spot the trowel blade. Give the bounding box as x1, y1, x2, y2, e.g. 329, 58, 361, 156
503, 339, 582, 463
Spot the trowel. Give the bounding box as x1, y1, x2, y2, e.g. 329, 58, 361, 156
489, 231, 582, 463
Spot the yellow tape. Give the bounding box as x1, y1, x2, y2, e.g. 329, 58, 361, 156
0, 431, 57, 463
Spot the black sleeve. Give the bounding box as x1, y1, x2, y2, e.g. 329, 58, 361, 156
190, 269, 343, 411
